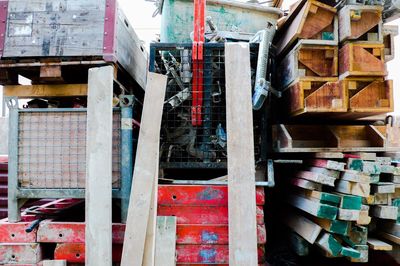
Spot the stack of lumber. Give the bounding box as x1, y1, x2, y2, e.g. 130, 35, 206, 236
273, 0, 396, 119
281, 152, 400, 262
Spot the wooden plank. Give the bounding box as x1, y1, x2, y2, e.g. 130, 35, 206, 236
296, 170, 336, 186
225, 42, 258, 266
371, 182, 395, 194
367, 238, 392, 251
305, 167, 340, 179
347, 158, 381, 175
305, 159, 345, 171
336, 180, 370, 198
290, 178, 322, 190
143, 175, 158, 266
335, 192, 362, 210
42, 260, 67, 266
120, 73, 167, 266
338, 208, 360, 221
357, 205, 371, 225
343, 225, 368, 246
3, 84, 88, 98
154, 216, 177, 266
348, 245, 368, 263
341, 170, 371, 183
283, 212, 322, 244
378, 232, 400, 244
340, 246, 361, 259
85, 66, 114, 266
371, 205, 398, 220
313, 217, 349, 235
315, 232, 343, 257
300, 190, 341, 206
288, 194, 338, 220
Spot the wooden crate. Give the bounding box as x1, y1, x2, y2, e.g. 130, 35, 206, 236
273, 124, 387, 152
274, 0, 338, 56
277, 43, 338, 89
339, 43, 386, 79
0, 0, 147, 89
285, 77, 346, 116
383, 24, 398, 62
341, 78, 393, 114
338, 5, 383, 43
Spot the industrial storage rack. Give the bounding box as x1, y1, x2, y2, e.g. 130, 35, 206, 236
6, 97, 135, 222
149, 43, 267, 170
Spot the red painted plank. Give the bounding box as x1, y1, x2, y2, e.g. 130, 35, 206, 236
0, 222, 36, 243
158, 185, 265, 206
54, 243, 122, 263
37, 222, 125, 244
158, 205, 265, 225
176, 245, 265, 264
0, 243, 42, 264
177, 224, 266, 245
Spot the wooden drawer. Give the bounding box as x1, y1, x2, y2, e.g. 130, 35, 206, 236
275, 0, 338, 56
341, 78, 393, 114
338, 5, 383, 43
339, 43, 386, 78
285, 77, 346, 116
277, 43, 338, 89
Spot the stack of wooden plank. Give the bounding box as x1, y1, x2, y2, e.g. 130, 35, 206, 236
273, 0, 396, 118
281, 152, 400, 262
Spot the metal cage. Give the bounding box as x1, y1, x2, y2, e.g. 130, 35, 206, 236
150, 43, 263, 169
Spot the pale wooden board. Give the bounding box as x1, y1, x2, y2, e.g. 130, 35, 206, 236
379, 232, 400, 245
225, 42, 258, 266
3, 84, 88, 98
85, 66, 114, 266
283, 212, 322, 244
120, 73, 167, 266
371, 205, 398, 220
143, 168, 158, 266
291, 178, 323, 191
367, 238, 393, 251
154, 216, 177, 266
42, 261, 67, 266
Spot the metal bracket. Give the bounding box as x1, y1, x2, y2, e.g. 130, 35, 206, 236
5, 97, 18, 109
119, 95, 135, 107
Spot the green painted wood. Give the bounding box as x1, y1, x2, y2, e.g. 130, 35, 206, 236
348, 159, 381, 175
339, 194, 362, 210
316, 232, 343, 257
341, 246, 361, 259
393, 198, 400, 223
329, 220, 350, 235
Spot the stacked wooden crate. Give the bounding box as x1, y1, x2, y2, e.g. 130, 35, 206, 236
273, 0, 396, 118
280, 152, 400, 262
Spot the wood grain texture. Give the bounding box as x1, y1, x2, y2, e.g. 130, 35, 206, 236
283, 212, 322, 244
3, 84, 88, 98
154, 216, 177, 266
85, 66, 114, 266
225, 43, 258, 266
120, 73, 167, 266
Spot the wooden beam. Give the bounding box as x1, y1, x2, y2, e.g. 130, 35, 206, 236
154, 216, 177, 266
338, 208, 360, 221
371, 205, 398, 220
336, 180, 370, 198
3, 84, 88, 98
378, 232, 400, 244
225, 42, 258, 266
121, 73, 167, 266
283, 212, 322, 244
305, 159, 345, 171
367, 238, 393, 251
288, 194, 338, 220
315, 232, 343, 257
42, 260, 67, 266
290, 178, 322, 190
313, 217, 349, 235
85, 66, 114, 266
296, 170, 336, 186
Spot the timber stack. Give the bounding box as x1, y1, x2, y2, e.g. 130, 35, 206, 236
272, 0, 400, 263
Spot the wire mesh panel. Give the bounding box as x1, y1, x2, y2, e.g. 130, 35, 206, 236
150, 43, 261, 169
17, 109, 121, 189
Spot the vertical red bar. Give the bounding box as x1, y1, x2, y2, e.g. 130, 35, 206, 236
0, 0, 9, 58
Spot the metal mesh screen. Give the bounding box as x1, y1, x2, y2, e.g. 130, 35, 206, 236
150, 43, 261, 169
17, 110, 121, 188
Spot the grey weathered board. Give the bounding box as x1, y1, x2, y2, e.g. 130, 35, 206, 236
225, 42, 258, 266
85, 66, 114, 266
2, 0, 147, 89
120, 73, 167, 266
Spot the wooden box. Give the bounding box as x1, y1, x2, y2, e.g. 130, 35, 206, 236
286, 77, 346, 116
0, 0, 147, 89
338, 5, 383, 43
274, 0, 338, 56
277, 43, 338, 89
341, 78, 393, 115
383, 24, 398, 62
339, 43, 386, 78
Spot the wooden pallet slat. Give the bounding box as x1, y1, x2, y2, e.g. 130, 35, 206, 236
383, 24, 398, 62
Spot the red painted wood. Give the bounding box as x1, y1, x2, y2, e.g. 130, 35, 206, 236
158, 205, 264, 225
37, 222, 125, 244
54, 243, 122, 263
0, 222, 36, 243
176, 245, 265, 264
0, 243, 42, 264
177, 224, 266, 245
158, 185, 265, 206
102, 0, 117, 61
0, 1, 8, 58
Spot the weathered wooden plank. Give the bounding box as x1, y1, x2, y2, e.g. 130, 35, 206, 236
290, 178, 323, 190
305, 167, 340, 179
283, 212, 322, 244
367, 238, 392, 251
335, 192, 362, 210
154, 216, 177, 266
288, 194, 338, 220
120, 73, 167, 266
300, 190, 341, 206
371, 182, 395, 194
338, 208, 360, 221
296, 170, 336, 186
341, 170, 371, 183
0, 243, 42, 264
336, 180, 370, 198
340, 246, 361, 259
313, 217, 349, 235
42, 260, 67, 266
85, 66, 114, 266
378, 232, 400, 244
225, 42, 258, 266
371, 205, 398, 220
347, 158, 382, 175
305, 159, 345, 171
348, 245, 368, 263
315, 232, 342, 257
3, 84, 88, 98
357, 205, 371, 225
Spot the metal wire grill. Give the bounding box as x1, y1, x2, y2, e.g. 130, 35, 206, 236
150, 43, 261, 169
17, 110, 121, 188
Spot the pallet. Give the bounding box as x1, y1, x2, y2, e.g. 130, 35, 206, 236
275, 0, 338, 56
341, 77, 393, 115
273, 124, 389, 152
0, 0, 147, 89
284, 77, 346, 116
383, 24, 398, 62
338, 5, 383, 43
339, 43, 386, 79
277, 43, 338, 89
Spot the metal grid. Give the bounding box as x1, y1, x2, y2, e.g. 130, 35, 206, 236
17, 110, 121, 189
150, 43, 261, 169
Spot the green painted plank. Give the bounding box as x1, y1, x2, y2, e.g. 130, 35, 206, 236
341, 246, 361, 259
